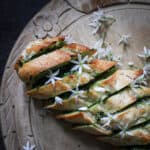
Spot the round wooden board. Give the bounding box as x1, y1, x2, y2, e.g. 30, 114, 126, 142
1, 0, 150, 150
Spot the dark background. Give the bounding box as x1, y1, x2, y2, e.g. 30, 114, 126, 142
0, 0, 49, 149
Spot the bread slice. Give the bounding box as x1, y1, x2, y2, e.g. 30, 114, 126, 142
26, 36, 65, 54
14, 36, 150, 146
90, 86, 150, 114
45, 96, 91, 111
88, 69, 143, 101
73, 124, 112, 135
15, 36, 65, 71
98, 122, 150, 146
16, 43, 96, 82
56, 111, 96, 124
27, 59, 116, 99
45, 70, 144, 112
55, 90, 150, 127
102, 98, 150, 130
102, 86, 150, 113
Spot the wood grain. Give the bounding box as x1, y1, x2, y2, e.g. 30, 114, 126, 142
100, 0, 128, 7
130, 0, 150, 3
1, 0, 150, 149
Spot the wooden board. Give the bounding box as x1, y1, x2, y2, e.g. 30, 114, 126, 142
1, 0, 150, 149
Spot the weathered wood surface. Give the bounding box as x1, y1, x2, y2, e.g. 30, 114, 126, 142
1, 0, 150, 150
130, 0, 150, 3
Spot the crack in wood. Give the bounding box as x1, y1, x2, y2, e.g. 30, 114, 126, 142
65, 0, 88, 13
58, 7, 72, 18
0, 95, 10, 106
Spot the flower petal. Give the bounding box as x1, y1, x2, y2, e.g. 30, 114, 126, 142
94, 86, 106, 92
82, 55, 89, 63
70, 60, 79, 64
77, 54, 82, 62
83, 64, 91, 70
53, 70, 60, 76
78, 67, 82, 74
55, 96, 63, 104
44, 78, 52, 85
55, 77, 62, 80
78, 106, 88, 111
71, 65, 79, 72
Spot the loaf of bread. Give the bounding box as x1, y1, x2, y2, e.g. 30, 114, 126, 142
15, 36, 150, 146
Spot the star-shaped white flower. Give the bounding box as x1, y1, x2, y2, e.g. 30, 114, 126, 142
132, 64, 150, 87
132, 74, 147, 88
137, 46, 150, 59
113, 55, 122, 62
71, 54, 91, 74
89, 9, 115, 35
93, 40, 114, 60
45, 70, 62, 85
54, 96, 63, 104
144, 46, 150, 57
89, 10, 104, 34
23, 141, 35, 150
101, 113, 114, 127
93, 39, 105, 59
119, 34, 131, 46
70, 87, 86, 99
143, 64, 150, 77
94, 39, 103, 48
118, 123, 129, 138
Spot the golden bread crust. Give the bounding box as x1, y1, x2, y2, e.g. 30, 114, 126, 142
26, 36, 65, 54
56, 112, 95, 124
89, 59, 116, 72
18, 50, 71, 81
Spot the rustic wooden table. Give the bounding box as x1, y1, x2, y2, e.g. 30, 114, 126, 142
0, 0, 49, 149
1, 0, 150, 150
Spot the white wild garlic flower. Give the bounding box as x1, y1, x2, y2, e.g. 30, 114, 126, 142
23, 141, 35, 150
132, 74, 148, 87
70, 87, 86, 99
132, 64, 150, 87
45, 70, 62, 85
113, 55, 122, 62
93, 40, 114, 60
71, 54, 91, 74
89, 9, 115, 35
137, 46, 150, 60
119, 34, 131, 46
118, 123, 129, 138
94, 38, 103, 48
119, 128, 128, 138
55, 96, 63, 104
128, 61, 134, 67
101, 113, 114, 127
143, 64, 150, 77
